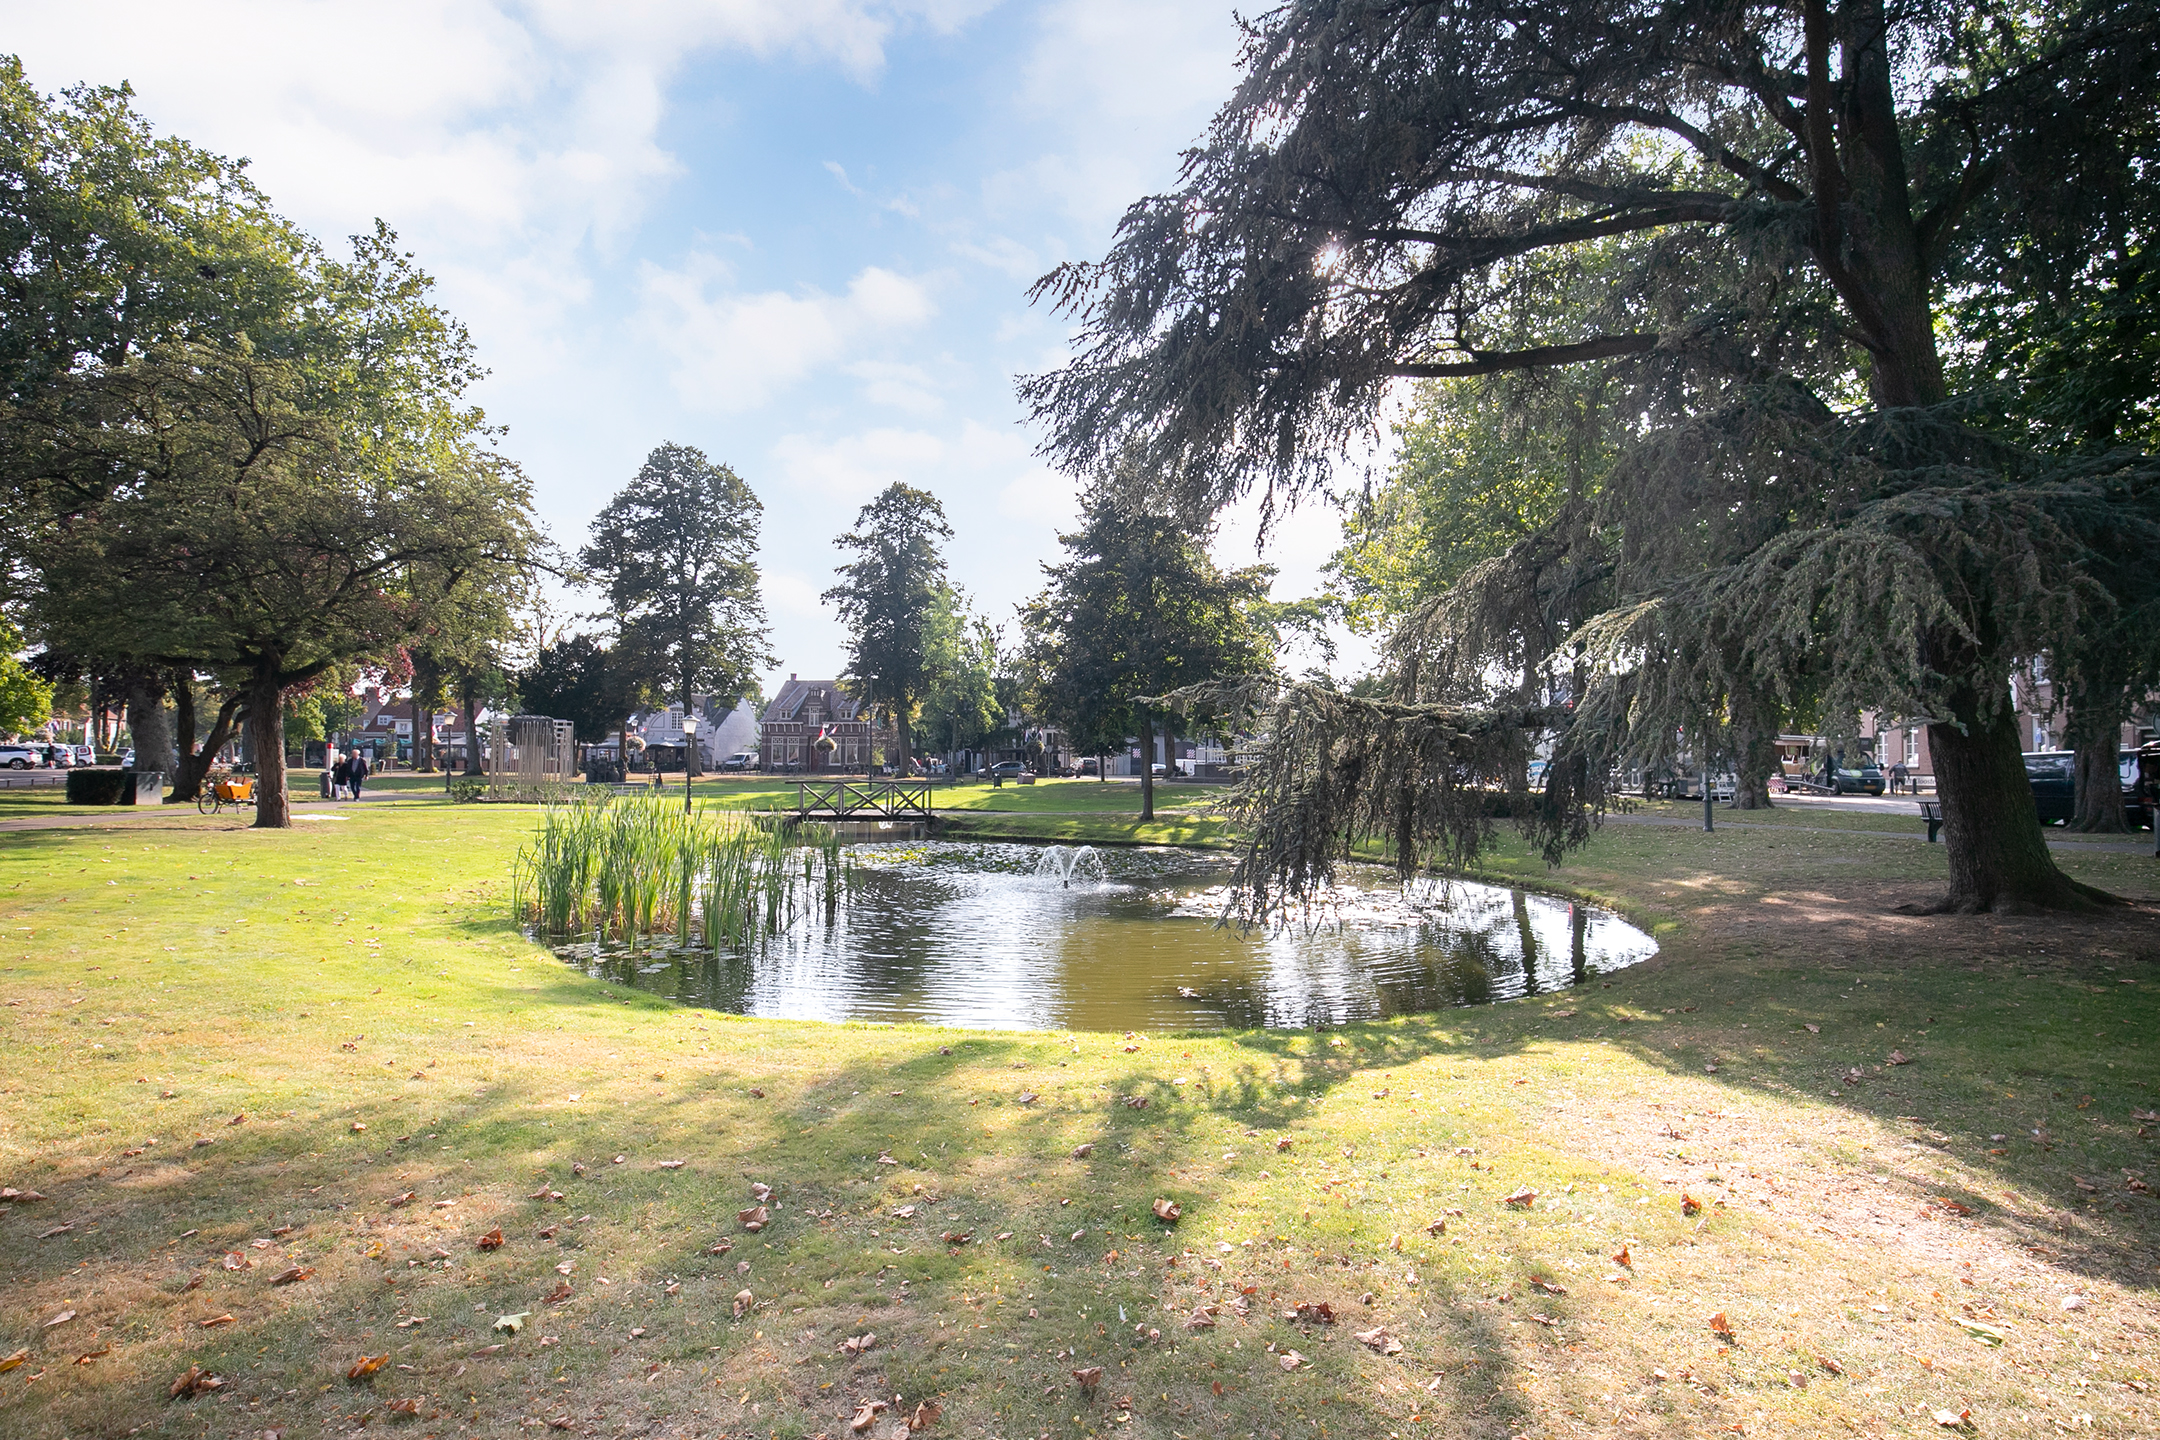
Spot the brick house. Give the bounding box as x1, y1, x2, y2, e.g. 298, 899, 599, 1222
757, 676, 892, 773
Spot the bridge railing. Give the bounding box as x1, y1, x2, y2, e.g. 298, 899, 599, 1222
793, 779, 934, 818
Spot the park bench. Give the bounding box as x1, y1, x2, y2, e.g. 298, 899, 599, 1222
1918, 798, 1943, 843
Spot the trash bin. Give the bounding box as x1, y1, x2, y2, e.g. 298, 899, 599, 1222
320, 769, 332, 799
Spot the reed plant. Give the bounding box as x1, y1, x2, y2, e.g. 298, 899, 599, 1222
512, 790, 839, 955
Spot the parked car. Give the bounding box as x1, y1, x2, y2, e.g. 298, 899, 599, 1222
2024, 749, 2150, 826
0, 743, 39, 768
71, 744, 94, 765
988, 760, 1030, 779
719, 752, 756, 772
1830, 764, 1886, 796
1150, 762, 1167, 778
121, 748, 135, 768
45, 744, 73, 767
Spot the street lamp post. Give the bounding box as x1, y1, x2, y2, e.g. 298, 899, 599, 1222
682, 712, 699, 815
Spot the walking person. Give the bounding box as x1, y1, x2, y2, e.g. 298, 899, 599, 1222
349, 749, 370, 798
331, 751, 352, 801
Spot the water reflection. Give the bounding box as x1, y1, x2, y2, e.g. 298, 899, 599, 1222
550, 841, 1655, 1032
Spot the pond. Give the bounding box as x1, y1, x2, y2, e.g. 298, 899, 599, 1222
548, 840, 1655, 1032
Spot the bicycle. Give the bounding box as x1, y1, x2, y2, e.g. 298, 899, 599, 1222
196, 774, 257, 815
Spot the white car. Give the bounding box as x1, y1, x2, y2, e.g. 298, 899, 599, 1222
0, 744, 39, 768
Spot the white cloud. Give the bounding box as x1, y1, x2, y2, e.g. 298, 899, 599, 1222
951, 234, 1043, 280
847, 361, 946, 414
771, 427, 952, 504
637, 258, 937, 410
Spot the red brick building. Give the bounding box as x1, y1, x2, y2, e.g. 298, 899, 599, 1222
757, 676, 891, 773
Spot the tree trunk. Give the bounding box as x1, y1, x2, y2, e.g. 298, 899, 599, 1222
1927, 701, 2108, 912
2068, 711, 2128, 833
248, 666, 291, 828
895, 706, 913, 779
1726, 679, 1780, 809
124, 667, 175, 776
171, 686, 243, 803
459, 671, 483, 774
1138, 711, 1155, 822
411, 654, 442, 772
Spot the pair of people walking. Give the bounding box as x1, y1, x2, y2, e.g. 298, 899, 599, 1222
330, 750, 371, 800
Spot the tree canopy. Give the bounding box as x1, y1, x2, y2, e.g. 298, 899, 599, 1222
825, 483, 953, 771
579, 443, 770, 774
0, 64, 547, 819
1020, 476, 1274, 818
1023, 0, 2160, 912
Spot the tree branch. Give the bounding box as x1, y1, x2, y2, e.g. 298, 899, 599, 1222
1386, 333, 1660, 378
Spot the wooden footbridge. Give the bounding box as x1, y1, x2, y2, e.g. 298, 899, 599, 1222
793, 779, 935, 822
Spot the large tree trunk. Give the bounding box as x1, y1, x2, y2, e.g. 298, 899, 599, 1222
894, 705, 912, 778
1726, 679, 1780, 810
124, 667, 175, 777
1927, 701, 2109, 912
411, 654, 442, 772
459, 671, 483, 774
1138, 711, 1155, 822
2068, 710, 2128, 834
248, 665, 291, 828
170, 685, 243, 803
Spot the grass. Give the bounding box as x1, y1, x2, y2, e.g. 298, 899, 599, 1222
0, 795, 2154, 1440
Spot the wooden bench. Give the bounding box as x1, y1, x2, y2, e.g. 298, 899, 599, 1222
1918, 799, 1943, 843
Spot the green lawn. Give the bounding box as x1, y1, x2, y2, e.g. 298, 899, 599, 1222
0, 796, 2153, 1439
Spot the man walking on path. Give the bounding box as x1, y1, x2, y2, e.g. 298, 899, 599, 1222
349, 750, 370, 798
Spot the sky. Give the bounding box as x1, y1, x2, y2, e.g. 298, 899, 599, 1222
4, 0, 1375, 697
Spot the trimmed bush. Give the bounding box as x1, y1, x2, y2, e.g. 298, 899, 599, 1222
66, 769, 130, 805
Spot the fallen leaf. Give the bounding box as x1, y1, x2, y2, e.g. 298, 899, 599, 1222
908, 1399, 942, 1431
41, 1310, 75, 1328
1889, 1050, 1912, 1066
940, 1230, 972, 1245
1503, 1187, 1537, 1208
494, 1312, 529, 1334
1073, 1366, 1104, 1388
2060, 1294, 2087, 1311
528, 1187, 563, 1201
37, 1223, 71, 1239
842, 1332, 877, 1357
1354, 1326, 1403, 1355
1019, 1092, 1038, 1105
1708, 1311, 1734, 1339
1611, 1245, 1631, 1267
544, 1282, 572, 1304
469, 1343, 505, 1356
706, 1240, 734, 1256
1184, 1308, 1217, 1329
737, 1205, 769, 1232
1151, 1198, 1181, 1223
198, 1314, 235, 1328
72, 1344, 112, 1364
732, 1288, 754, 1319
750, 1182, 772, 1202
0, 1188, 49, 1202
221, 1252, 249, 1271
1277, 1351, 1304, 1371
1931, 1196, 1973, 1216
268, 1265, 314, 1286
169, 1365, 226, 1397
346, 1354, 389, 1381
655, 1160, 685, 1170
386, 1398, 421, 1415
476, 1228, 505, 1250
1530, 1276, 1568, 1296
351, 1123, 367, 1132
1933, 1408, 1971, 1428
388, 1192, 416, 1208
1071, 1144, 1093, 1159
0, 1349, 25, 1375
1289, 1301, 1335, 1324
849, 1400, 888, 1432
1681, 1194, 1703, 1216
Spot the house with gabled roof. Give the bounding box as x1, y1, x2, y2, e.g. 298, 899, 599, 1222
757, 675, 891, 773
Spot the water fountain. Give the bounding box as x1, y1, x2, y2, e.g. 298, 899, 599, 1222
1032, 844, 1107, 888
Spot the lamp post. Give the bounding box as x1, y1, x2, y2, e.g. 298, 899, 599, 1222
682, 712, 698, 815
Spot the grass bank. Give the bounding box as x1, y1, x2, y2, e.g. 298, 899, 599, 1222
0, 795, 2153, 1440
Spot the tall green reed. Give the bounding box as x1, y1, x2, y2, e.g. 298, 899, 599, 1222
512, 790, 841, 956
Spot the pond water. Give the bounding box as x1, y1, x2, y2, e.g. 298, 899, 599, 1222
549, 840, 1655, 1032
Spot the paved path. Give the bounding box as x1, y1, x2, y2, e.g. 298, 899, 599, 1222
0, 789, 401, 832
1602, 809, 2157, 854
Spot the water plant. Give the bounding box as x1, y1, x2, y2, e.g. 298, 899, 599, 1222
512, 789, 838, 954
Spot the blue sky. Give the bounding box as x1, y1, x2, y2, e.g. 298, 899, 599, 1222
5, 1, 1367, 694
